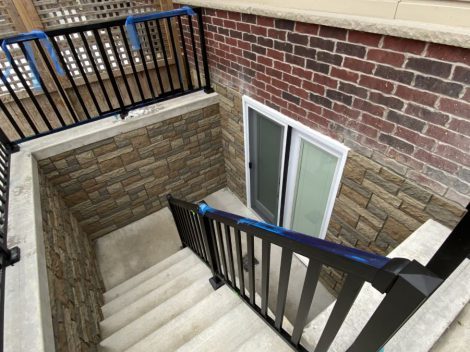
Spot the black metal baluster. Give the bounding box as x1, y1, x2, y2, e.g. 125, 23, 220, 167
144, 21, 165, 95
0, 99, 24, 139
215, 221, 228, 278
177, 16, 193, 90
0, 68, 38, 135
224, 224, 236, 285
187, 14, 202, 88
291, 260, 323, 346
119, 25, 145, 101
314, 275, 364, 352
234, 229, 245, 296
51, 36, 91, 119
187, 210, 203, 257
181, 208, 196, 252
65, 33, 102, 115
6, 43, 53, 131
33, 38, 78, 124
261, 239, 270, 317
19, 41, 65, 128
275, 248, 293, 330
106, 27, 134, 105
177, 207, 193, 249
198, 211, 224, 290
209, 220, 222, 274
135, 23, 155, 99
166, 17, 184, 91
80, 31, 113, 111
247, 233, 255, 305
92, 29, 124, 112
196, 8, 213, 93
192, 211, 207, 261
166, 198, 186, 248
155, 19, 174, 92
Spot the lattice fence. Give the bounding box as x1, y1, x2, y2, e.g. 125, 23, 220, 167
0, 0, 172, 94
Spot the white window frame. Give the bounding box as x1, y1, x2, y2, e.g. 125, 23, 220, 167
243, 96, 289, 225
243, 95, 348, 237
283, 128, 348, 240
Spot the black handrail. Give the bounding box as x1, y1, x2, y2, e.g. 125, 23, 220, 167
0, 7, 211, 146
167, 195, 443, 352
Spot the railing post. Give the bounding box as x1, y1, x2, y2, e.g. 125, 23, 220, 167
347, 260, 443, 352
426, 203, 470, 280
166, 194, 186, 249
195, 7, 214, 94
198, 201, 224, 290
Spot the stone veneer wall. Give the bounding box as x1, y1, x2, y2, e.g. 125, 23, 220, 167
40, 173, 105, 351
38, 103, 225, 240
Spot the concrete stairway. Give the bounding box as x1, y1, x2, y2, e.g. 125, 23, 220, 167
99, 247, 292, 352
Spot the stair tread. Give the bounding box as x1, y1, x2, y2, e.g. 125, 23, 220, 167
102, 253, 200, 318
175, 303, 265, 352
100, 262, 211, 338
99, 275, 214, 352
235, 329, 294, 352
125, 286, 241, 352
103, 248, 192, 303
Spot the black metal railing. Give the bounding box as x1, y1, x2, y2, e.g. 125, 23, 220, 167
167, 195, 444, 352
426, 203, 470, 280
0, 129, 19, 352
0, 7, 211, 145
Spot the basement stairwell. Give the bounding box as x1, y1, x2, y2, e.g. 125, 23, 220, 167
89, 194, 469, 352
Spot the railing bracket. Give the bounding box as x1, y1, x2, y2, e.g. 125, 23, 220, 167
1, 246, 20, 269
209, 276, 224, 290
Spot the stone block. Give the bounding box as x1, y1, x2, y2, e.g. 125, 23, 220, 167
401, 180, 433, 203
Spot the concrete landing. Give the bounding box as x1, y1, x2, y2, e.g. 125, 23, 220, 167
95, 207, 181, 290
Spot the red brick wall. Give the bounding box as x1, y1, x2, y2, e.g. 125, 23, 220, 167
181, 8, 470, 207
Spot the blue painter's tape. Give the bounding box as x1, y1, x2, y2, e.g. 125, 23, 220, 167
125, 6, 196, 50
198, 203, 391, 270
1, 30, 64, 90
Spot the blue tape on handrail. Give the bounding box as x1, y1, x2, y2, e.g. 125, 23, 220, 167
1, 30, 64, 90
125, 6, 196, 50
198, 203, 391, 270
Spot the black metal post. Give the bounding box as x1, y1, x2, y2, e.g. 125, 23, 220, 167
347, 261, 442, 352
198, 201, 224, 290
195, 8, 214, 94
426, 204, 470, 280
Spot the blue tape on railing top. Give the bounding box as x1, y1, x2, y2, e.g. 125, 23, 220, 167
198, 203, 391, 270
1, 30, 64, 90
125, 6, 196, 50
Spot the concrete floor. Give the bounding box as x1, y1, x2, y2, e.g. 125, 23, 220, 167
95, 207, 181, 290
96, 187, 335, 322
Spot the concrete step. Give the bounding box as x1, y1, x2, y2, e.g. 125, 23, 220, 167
102, 253, 200, 318
100, 263, 211, 338
103, 247, 192, 303
175, 303, 264, 352
235, 329, 294, 352
125, 286, 240, 352
99, 276, 214, 351
301, 219, 470, 352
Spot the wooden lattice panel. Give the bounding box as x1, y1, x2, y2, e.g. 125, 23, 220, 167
33, 0, 162, 29
0, 2, 17, 37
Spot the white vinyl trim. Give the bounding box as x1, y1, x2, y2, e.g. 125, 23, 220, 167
243, 95, 349, 233
283, 128, 348, 240
243, 95, 288, 225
